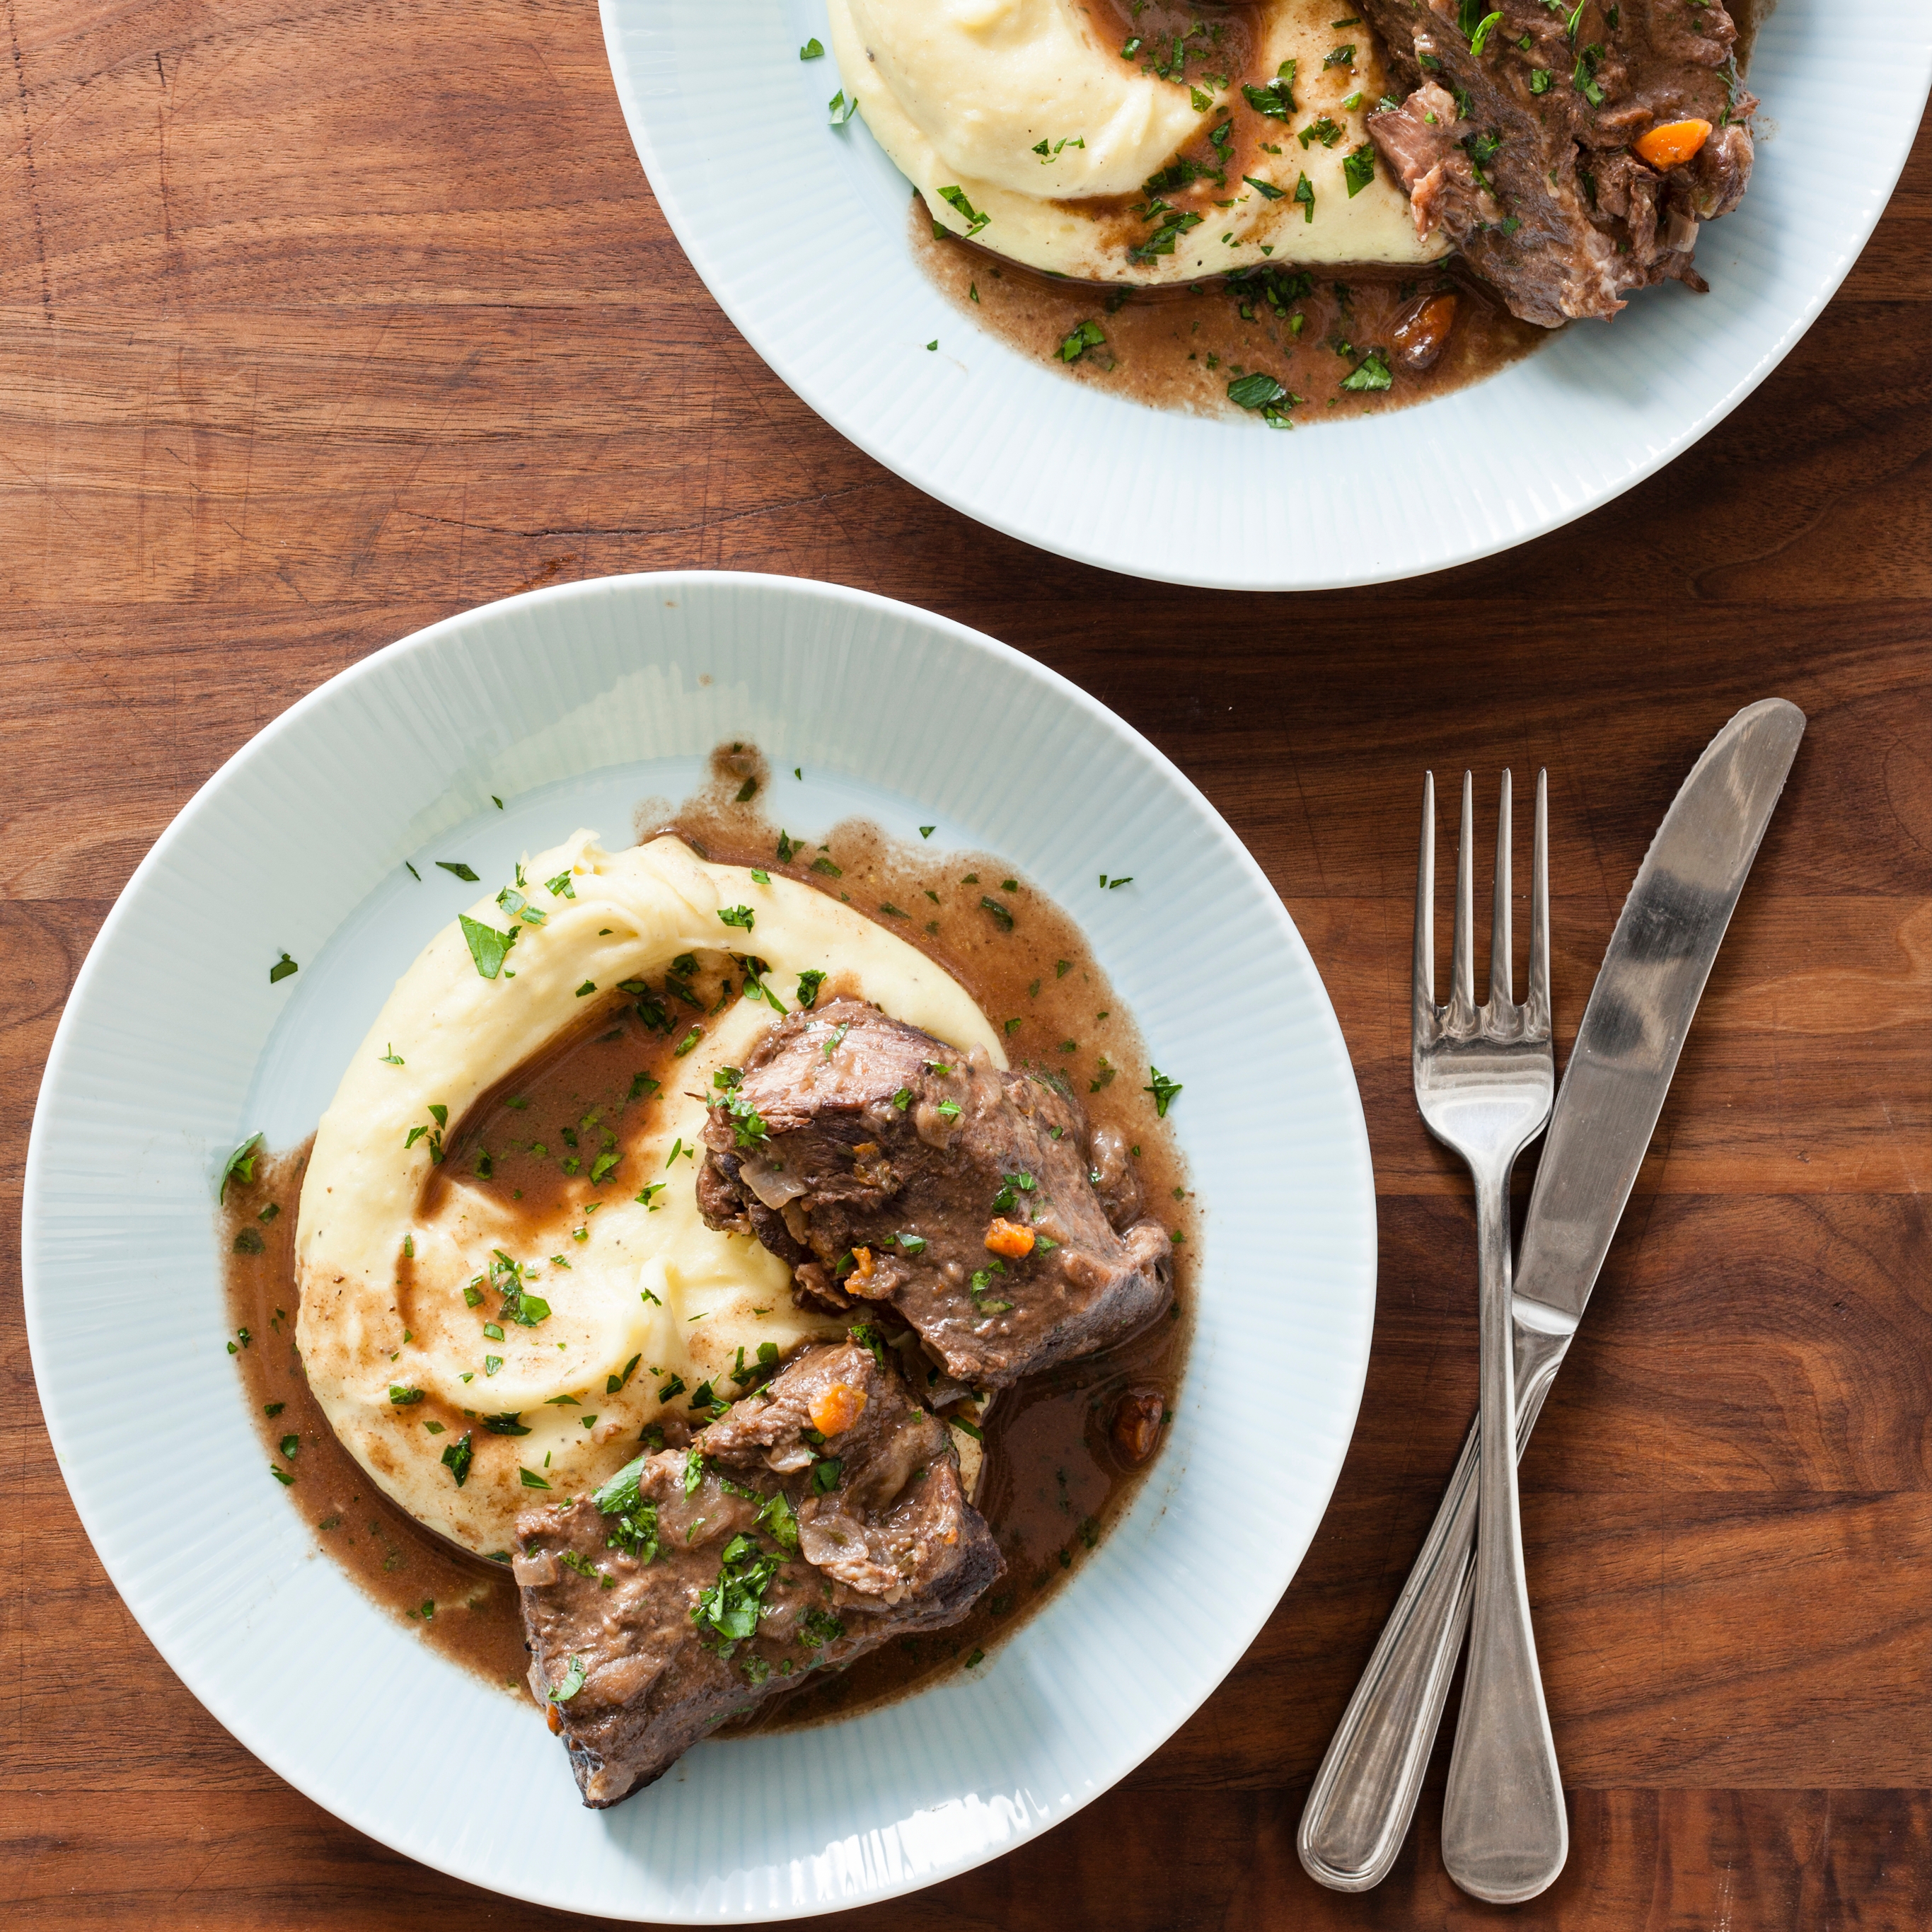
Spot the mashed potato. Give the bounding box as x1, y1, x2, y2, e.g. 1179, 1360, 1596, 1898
296, 833, 1003, 1555
829, 0, 1445, 281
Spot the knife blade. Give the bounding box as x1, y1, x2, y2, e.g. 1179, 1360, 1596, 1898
1297, 697, 1806, 1894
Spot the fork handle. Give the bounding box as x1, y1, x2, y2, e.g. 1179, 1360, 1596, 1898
1440, 1170, 1568, 1902
1295, 1321, 1566, 1892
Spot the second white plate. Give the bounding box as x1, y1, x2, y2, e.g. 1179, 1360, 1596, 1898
599, 1, 1930, 591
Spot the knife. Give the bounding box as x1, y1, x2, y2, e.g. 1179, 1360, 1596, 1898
1296, 697, 1807, 1893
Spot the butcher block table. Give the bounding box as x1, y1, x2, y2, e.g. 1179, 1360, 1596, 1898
2, 4, 1926, 1926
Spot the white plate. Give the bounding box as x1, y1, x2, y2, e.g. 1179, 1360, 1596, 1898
599, 2, 1931, 591
25, 572, 1376, 1921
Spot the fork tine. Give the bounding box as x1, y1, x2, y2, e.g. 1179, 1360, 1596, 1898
1413, 771, 1436, 1044
1528, 768, 1551, 1031
1488, 769, 1512, 1010
1449, 770, 1476, 1029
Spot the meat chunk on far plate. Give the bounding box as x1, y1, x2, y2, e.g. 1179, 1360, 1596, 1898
517, 1338, 1000, 1807
696, 998, 1174, 1387
1358, 0, 1756, 325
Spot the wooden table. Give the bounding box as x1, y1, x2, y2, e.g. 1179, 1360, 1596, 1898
3, 4, 1926, 1925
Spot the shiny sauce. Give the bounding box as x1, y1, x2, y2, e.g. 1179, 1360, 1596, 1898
917, 206, 1547, 423
225, 743, 1195, 1733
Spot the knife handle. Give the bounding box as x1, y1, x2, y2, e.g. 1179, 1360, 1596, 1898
1295, 1319, 1569, 1893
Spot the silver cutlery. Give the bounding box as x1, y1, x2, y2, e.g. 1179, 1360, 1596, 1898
1410, 770, 1563, 1903
1297, 698, 1807, 1896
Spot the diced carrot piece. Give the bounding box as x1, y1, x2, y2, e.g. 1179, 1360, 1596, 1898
842, 1244, 894, 1301
1634, 118, 1711, 169
809, 1381, 869, 1435
984, 1217, 1036, 1259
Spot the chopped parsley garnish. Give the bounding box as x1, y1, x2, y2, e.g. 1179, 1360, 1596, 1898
219, 1133, 264, 1202
1058, 318, 1106, 364
799, 37, 823, 59
593, 1454, 662, 1558
1343, 144, 1377, 197
545, 870, 576, 898
548, 1653, 589, 1702
278, 1433, 299, 1461
936, 1100, 962, 1121
673, 1027, 702, 1057
800, 1607, 845, 1648
269, 951, 299, 984
458, 913, 516, 980
919, 825, 935, 838
758, 1489, 801, 1551
937, 184, 989, 237
732, 1341, 781, 1384
811, 1457, 844, 1494
717, 905, 755, 932
489, 1249, 550, 1326
1293, 172, 1315, 223
898, 1232, 928, 1254
441, 1432, 474, 1486
388, 1385, 424, 1406
380, 1043, 404, 1065
482, 1413, 531, 1436
627, 1072, 660, 1105
1469, 9, 1503, 52
811, 855, 843, 879
519, 1467, 551, 1488
658, 1373, 687, 1402
1145, 1066, 1184, 1116
683, 1448, 706, 1495
981, 894, 1014, 932
1341, 352, 1394, 391
264, 1401, 284, 1418
270, 1466, 295, 1486
693, 1533, 782, 1649
1529, 66, 1554, 93
968, 1268, 1014, 1315
1242, 60, 1297, 119
233, 1227, 265, 1255
436, 861, 480, 882
608, 1353, 642, 1394
1226, 371, 1301, 429
1324, 42, 1355, 66
828, 88, 858, 126
1244, 174, 1287, 200
1126, 201, 1203, 264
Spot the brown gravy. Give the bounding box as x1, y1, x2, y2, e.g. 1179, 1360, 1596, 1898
223, 1141, 533, 1695
224, 744, 1195, 1735
918, 205, 1547, 424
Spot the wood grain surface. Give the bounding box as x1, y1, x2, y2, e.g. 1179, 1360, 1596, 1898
2, 3, 1927, 1926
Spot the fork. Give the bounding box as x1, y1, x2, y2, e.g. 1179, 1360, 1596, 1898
1413, 770, 1566, 1904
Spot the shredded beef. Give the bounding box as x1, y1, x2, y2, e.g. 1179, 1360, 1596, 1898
1359, 0, 1755, 325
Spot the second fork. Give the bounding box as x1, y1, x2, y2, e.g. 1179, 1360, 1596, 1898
1415, 770, 1566, 1904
